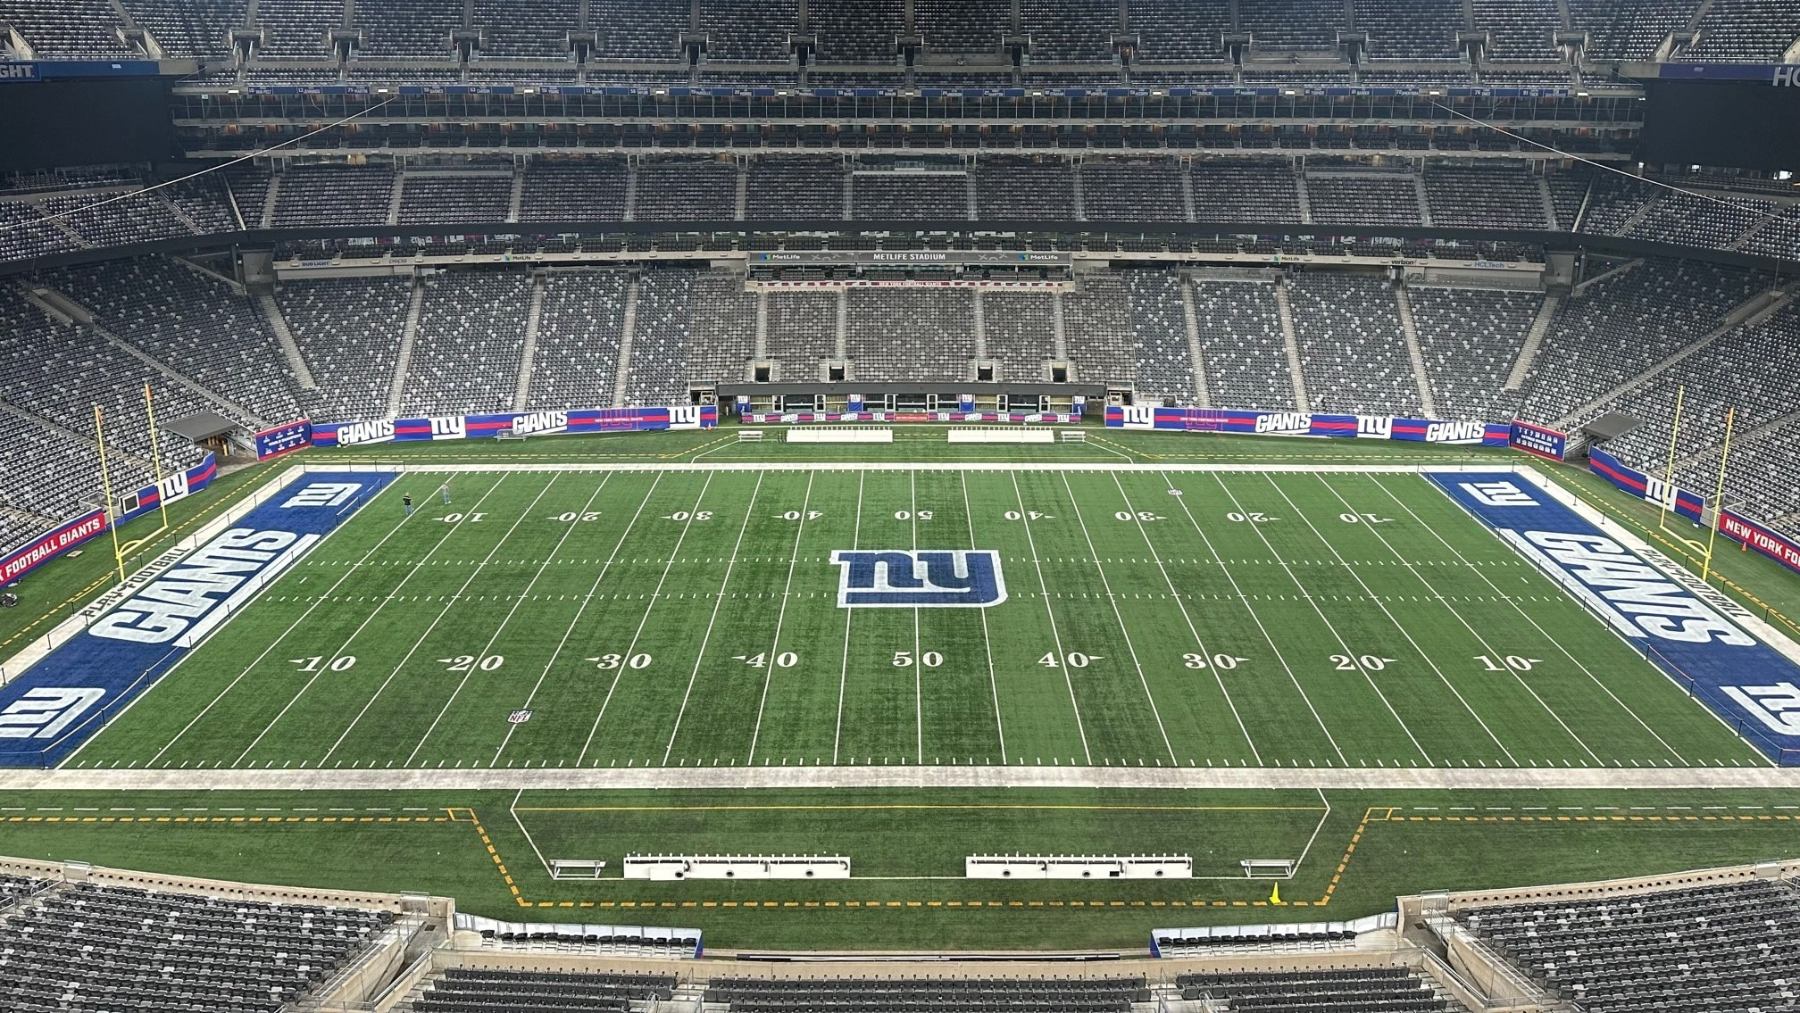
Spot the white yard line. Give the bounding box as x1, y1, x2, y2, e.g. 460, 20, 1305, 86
497, 473, 661, 766
575, 471, 719, 766
1207, 473, 1431, 764
1055, 472, 1178, 765
311, 476, 554, 766
1260, 474, 1518, 766
831, 472, 864, 765
961, 471, 1007, 764
1313, 474, 1604, 766
237, 476, 524, 767
910, 470, 923, 762
135, 483, 423, 768
744, 471, 817, 764
662, 472, 767, 766
403, 474, 609, 765
1007, 472, 1092, 765
1159, 471, 1347, 765
1107, 473, 1261, 765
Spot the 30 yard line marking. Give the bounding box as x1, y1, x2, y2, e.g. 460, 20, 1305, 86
832, 472, 865, 765
499, 473, 659, 766
1108, 473, 1260, 765
1007, 472, 1092, 765
961, 471, 1007, 764
314, 475, 552, 766
1262, 475, 1517, 766
578, 471, 719, 767
746, 471, 817, 764
1314, 475, 1603, 766
663, 473, 767, 766
405, 473, 611, 765
130, 477, 427, 768
1159, 471, 1346, 765
1056, 472, 1176, 765
1207, 473, 1429, 764
1372, 476, 1690, 766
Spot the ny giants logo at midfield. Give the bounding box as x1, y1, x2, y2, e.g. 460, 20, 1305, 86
831, 550, 1007, 608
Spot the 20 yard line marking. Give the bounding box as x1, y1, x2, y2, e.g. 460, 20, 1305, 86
1056, 472, 1176, 765
1262, 475, 1517, 766
745, 472, 816, 764
1007, 472, 1092, 765
1160, 471, 1346, 765
577, 471, 719, 767
405, 474, 612, 765
961, 471, 1006, 764
312, 475, 553, 766
1109, 473, 1260, 765
496, 473, 661, 766
831, 472, 865, 765
663, 473, 767, 765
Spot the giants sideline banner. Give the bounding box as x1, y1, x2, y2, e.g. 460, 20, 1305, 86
1719, 511, 1800, 576
1588, 447, 1708, 525
255, 419, 312, 461
115, 454, 218, 526
1105, 406, 1509, 447
312, 405, 716, 448
742, 411, 1081, 425
0, 510, 108, 585
1509, 420, 1568, 461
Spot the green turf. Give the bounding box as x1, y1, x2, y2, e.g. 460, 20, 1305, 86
66, 463, 1763, 770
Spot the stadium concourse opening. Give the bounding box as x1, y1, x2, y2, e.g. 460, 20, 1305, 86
1, 0, 1799, 999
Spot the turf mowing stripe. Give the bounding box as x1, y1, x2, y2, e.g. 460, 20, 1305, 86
831, 471, 865, 764
745, 471, 818, 765
998, 471, 1092, 765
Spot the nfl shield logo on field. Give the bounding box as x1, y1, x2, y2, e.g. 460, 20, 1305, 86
507, 709, 533, 725
831, 549, 1007, 608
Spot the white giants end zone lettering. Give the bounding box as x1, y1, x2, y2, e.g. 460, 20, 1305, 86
88, 528, 320, 646
1505, 530, 1754, 647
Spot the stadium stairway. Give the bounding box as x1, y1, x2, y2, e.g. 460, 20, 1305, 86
1272, 280, 1311, 411
1394, 284, 1439, 418
1503, 291, 1561, 392
255, 290, 320, 394
388, 278, 425, 418
514, 274, 546, 411
611, 276, 640, 408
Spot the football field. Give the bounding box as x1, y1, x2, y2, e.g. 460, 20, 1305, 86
66, 462, 1765, 773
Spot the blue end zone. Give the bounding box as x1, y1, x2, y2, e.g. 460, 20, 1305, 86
0, 472, 394, 768
1428, 473, 1800, 766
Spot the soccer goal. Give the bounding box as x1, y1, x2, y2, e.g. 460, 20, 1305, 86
1058, 430, 1088, 443
1240, 858, 1298, 880
548, 859, 608, 880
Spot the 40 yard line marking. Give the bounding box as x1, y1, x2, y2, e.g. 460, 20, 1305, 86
746, 471, 817, 765
1056, 471, 1177, 765
1007, 472, 1092, 765
577, 471, 719, 767
498, 472, 660, 766
1160, 471, 1346, 765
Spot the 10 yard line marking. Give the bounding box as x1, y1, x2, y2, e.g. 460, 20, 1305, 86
131, 479, 431, 768
500, 473, 660, 766
1109, 473, 1261, 765
1314, 475, 1602, 766
746, 471, 817, 764
405, 474, 611, 766
313, 475, 555, 767
831, 472, 865, 765
577, 471, 719, 767
1160, 472, 1346, 765
1056, 472, 1176, 765
1262, 474, 1518, 766
961, 471, 1007, 764
1007, 472, 1092, 765
662, 473, 766, 765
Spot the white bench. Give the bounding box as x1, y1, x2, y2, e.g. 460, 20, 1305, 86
623, 855, 853, 880
966, 854, 1193, 880
1059, 430, 1088, 442
786, 427, 892, 444
736, 430, 764, 441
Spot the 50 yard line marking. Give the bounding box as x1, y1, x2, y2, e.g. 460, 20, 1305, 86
499, 472, 661, 766
910, 471, 923, 762
314, 475, 556, 767
746, 471, 817, 764
577, 471, 719, 767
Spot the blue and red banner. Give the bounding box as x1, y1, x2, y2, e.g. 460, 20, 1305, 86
0, 471, 394, 767
116, 454, 218, 525
312, 405, 716, 448
1105, 406, 1508, 447
1587, 447, 1708, 525
0, 510, 108, 586
1719, 511, 1800, 577
255, 419, 313, 461
1508, 420, 1568, 461
742, 411, 1082, 425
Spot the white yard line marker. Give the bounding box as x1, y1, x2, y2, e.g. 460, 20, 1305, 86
576, 471, 719, 766
663, 474, 768, 765
831, 472, 865, 765
745, 471, 817, 764
1055, 472, 1177, 765
1378, 474, 1692, 764
910, 470, 923, 762
1316, 474, 1603, 766
1160, 471, 1346, 765
1008, 472, 1092, 765
1108, 473, 1260, 765
961, 471, 1007, 764
1260, 474, 1516, 765
311, 475, 552, 766
406, 474, 612, 765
